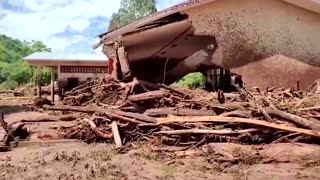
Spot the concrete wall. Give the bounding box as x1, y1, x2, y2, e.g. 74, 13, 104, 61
57, 65, 107, 90
185, 0, 320, 89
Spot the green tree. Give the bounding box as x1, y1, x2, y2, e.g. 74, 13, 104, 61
109, 0, 157, 29
0, 35, 51, 89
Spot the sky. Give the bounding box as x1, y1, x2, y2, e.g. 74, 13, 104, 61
0, 0, 186, 53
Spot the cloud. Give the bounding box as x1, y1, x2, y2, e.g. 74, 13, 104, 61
0, 0, 186, 52
156, 0, 186, 10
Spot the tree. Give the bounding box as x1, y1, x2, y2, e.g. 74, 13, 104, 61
0, 35, 51, 89
109, 0, 157, 30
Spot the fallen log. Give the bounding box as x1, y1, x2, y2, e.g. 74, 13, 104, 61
264, 107, 320, 130
17, 115, 77, 123
219, 110, 251, 118
43, 105, 153, 124
128, 90, 170, 102
154, 128, 258, 135
144, 107, 216, 117
208, 102, 250, 113
210, 92, 240, 99
156, 116, 320, 138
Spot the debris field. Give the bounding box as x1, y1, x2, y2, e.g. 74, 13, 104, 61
34, 76, 320, 150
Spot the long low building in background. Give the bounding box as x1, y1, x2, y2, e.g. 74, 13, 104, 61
24, 52, 109, 100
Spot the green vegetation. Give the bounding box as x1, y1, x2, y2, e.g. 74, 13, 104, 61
109, 0, 157, 30
175, 72, 206, 89
0, 35, 51, 90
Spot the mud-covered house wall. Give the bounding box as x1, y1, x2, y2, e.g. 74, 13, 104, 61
185, 0, 320, 89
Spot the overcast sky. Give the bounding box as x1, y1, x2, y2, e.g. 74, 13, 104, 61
0, 0, 185, 52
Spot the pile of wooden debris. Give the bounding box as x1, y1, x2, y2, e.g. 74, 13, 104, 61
44, 77, 320, 148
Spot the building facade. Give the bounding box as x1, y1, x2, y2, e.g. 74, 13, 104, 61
24, 52, 109, 100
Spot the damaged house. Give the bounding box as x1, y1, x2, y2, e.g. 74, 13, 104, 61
95, 0, 320, 90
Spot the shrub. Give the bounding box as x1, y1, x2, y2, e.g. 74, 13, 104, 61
175, 72, 206, 89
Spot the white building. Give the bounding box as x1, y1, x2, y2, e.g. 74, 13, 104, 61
24, 52, 109, 101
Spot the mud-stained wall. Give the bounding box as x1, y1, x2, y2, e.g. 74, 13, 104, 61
185, 0, 320, 89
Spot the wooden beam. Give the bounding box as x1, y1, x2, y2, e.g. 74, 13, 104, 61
50, 67, 55, 102
36, 66, 42, 98
111, 121, 122, 148
117, 46, 132, 81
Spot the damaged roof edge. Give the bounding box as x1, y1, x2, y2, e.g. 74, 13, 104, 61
96, 0, 216, 39
94, 0, 320, 49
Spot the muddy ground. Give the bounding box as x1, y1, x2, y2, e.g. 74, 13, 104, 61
0, 97, 320, 180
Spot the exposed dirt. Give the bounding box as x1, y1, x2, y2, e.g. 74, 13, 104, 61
0, 97, 320, 180
0, 142, 319, 180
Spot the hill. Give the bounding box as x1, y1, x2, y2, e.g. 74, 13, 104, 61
0, 35, 51, 89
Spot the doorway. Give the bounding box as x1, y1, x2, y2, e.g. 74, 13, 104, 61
65, 77, 79, 91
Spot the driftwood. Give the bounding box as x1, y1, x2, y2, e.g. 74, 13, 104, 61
299, 106, 320, 111
154, 128, 258, 135
144, 107, 216, 117
43, 105, 154, 124
157, 116, 320, 138
17, 115, 77, 123
128, 90, 170, 102
209, 102, 250, 113
219, 110, 251, 118
53, 76, 320, 146
84, 118, 112, 139
264, 107, 320, 130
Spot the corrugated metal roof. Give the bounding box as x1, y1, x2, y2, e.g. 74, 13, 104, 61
24, 52, 108, 62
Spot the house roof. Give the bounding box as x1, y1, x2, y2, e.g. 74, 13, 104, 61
24, 52, 108, 62
96, 0, 320, 45
24, 52, 108, 66
97, 0, 215, 42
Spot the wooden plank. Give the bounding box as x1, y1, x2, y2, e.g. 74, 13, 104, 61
111, 121, 122, 148
144, 107, 216, 117
36, 66, 42, 98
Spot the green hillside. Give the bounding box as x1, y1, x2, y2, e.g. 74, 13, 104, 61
0, 35, 51, 89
